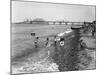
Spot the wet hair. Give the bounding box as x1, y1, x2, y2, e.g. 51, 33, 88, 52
36, 37, 39, 39
60, 38, 64, 41
80, 39, 83, 42
47, 37, 49, 40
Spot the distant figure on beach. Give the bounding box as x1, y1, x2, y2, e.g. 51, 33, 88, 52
91, 25, 96, 37
79, 39, 87, 50
34, 37, 39, 48
92, 30, 95, 36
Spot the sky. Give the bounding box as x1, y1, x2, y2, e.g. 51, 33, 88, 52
12, 1, 96, 23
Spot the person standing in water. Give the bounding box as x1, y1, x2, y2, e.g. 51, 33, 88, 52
79, 39, 87, 50
30, 32, 38, 48
45, 37, 49, 46
34, 37, 39, 48
60, 38, 65, 46
54, 35, 57, 45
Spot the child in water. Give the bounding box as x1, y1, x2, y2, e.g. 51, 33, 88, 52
60, 38, 64, 46
34, 37, 39, 48
79, 39, 87, 50
45, 37, 49, 46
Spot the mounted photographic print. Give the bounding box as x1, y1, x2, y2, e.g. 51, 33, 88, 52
11, 0, 96, 74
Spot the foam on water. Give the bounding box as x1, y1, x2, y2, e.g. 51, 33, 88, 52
12, 58, 59, 74
57, 29, 72, 37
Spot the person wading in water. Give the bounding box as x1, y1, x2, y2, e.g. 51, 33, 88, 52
34, 37, 39, 48
54, 35, 57, 46
79, 39, 87, 50
60, 38, 65, 46
45, 37, 50, 47
30, 32, 38, 48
